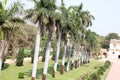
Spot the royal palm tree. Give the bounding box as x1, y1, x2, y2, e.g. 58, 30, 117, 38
52, 13, 63, 77
38, 0, 57, 80
59, 0, 73, 74
85, 30, 97, 62
24, 0, 51, 79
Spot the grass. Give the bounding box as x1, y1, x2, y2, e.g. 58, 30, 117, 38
0, 60, 107, 80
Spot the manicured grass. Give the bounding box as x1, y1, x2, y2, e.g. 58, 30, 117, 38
0, 60, 106, 80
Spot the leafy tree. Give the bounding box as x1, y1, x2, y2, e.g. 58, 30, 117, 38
101, 33, 120, 49
106, 33, 120, 40
0, 0, 25, 74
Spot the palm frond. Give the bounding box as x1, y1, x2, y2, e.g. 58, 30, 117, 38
7, 0, 23, 18
11, 17, 25, 23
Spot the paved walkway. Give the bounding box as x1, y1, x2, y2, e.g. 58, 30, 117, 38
106, 59, 120, 80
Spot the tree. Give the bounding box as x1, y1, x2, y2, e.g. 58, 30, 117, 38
101, 33, 120, 49
24, 0, 49, 79
106, 33, 120, 40
59, 0, 73, 74
85, 30, 98, 62
0, 0, 25, 75
52, 14, 63, 77
42, 1, 57, 79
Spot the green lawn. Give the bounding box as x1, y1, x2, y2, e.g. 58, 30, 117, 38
0, 60, 108, 80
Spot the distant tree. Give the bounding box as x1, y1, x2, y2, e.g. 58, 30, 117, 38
101, 33, 120, 49
106, 33, 120, 40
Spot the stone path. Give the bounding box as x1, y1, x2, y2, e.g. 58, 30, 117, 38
106, 59, 120, 80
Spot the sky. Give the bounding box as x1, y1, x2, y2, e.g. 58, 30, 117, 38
6, 0, 120, 36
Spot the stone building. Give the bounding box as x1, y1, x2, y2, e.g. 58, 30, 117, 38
109, 39, 120, 59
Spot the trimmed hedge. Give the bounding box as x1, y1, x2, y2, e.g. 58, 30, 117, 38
86, 60, 111, 80
16, 47, 24, 66
18, 72, 24, 79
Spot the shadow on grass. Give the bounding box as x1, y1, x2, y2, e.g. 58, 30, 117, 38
2, 63, 10, 70
25, 68, 43, 79
25, 62, 62, 79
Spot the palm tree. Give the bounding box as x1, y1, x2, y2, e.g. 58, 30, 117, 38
85, 30, 97, 62
40, 0, 57, 80
52, 13, 63, 77
24, 0, 51, 79
59, 0, 72, 74
0, 0, 24, 75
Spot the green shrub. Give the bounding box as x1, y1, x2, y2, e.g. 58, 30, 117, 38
97, 69, 104, 75
99, 66, 106, 72
86, 61, 111, 80
16, 47, 24, 66
87, 72, 101, 80
104, 60, 111, 69
18, 72, 24, 79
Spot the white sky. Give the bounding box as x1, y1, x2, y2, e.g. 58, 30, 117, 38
7, 0, 120, 36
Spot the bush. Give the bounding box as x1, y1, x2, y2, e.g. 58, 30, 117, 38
97, 69, 104, 75
86, 61, 111, 80
18, 72, 24, 79
104, 60, 111, 69
99, 66, 106, 72
87, 72, 101, 80
16, 47, 24, 66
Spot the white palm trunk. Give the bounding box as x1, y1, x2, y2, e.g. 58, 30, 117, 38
87, 51, 91, 63
79, 46, 82, 66
0, 58, 2, 76
60, 44, 67, 74
78, 51, 81, 67
31, 27, 41, 80
0, 44, 2, 75
53, 32, 61, 72
42, 40, 51, 79
77, 45, 80, 67
81, 46, 84, 64
85, 51, 87, 63
66, 44, 72, 72
0, 41, 6, 75
88, 52, 92, 62
62, 44, 67, 66
71, 44, 76, 69
86, 51, 88, 63
72, 44, 76, 64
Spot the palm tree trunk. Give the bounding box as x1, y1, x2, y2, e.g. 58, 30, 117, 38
52, 32, 61, 77
60, 44, 67, 74
0, 43, 2, 75
31, 27, 41, 80
66, 44, 72, 72
86, 51, 89, 63
71, 44, 76, 70
42, 40, 51, 80
0, 40, 8, 75
0, 57, 2, 75
88, 51, 92, 63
